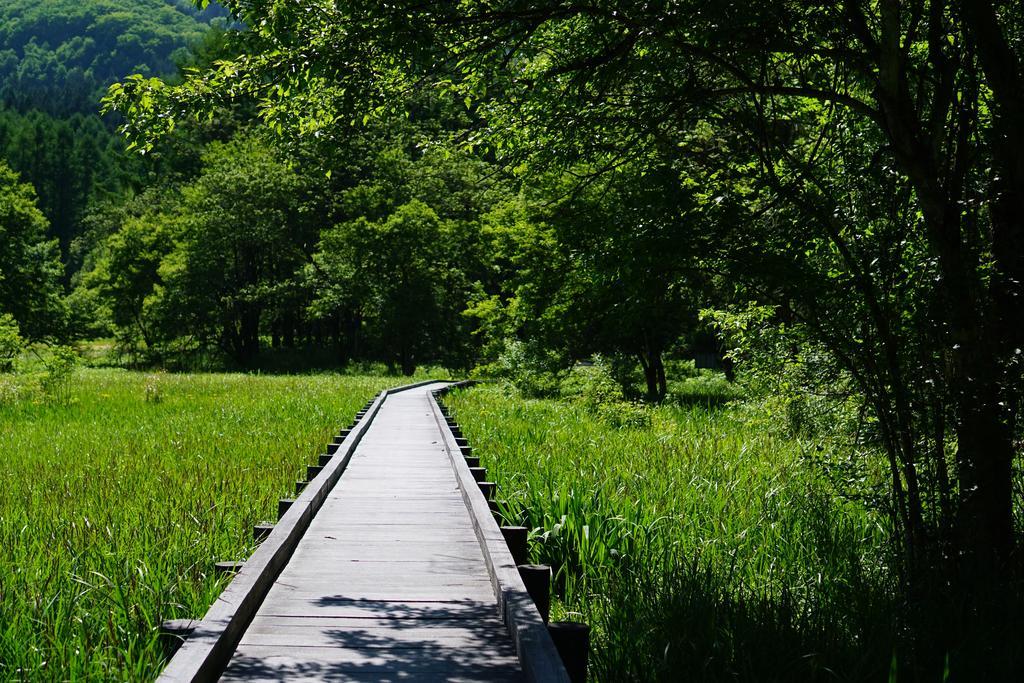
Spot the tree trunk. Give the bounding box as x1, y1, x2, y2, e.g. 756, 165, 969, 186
637, 345, 666, 402
399, 341, 416, 376
283, 315, 295, 348
655, 354, 667, 400
954, 352, 1016, 574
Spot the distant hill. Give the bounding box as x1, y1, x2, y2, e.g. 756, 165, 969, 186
0, 1, 231, 264
0, 0, 228, 115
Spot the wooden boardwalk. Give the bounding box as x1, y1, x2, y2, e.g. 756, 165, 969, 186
197, 382, 542, 682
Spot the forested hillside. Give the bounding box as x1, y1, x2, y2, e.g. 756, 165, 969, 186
0, 1, 227, 285
0, 0, 226, 114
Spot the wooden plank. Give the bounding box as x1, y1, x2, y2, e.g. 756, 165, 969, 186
225, 645, 521, 673
240, 618, 519, 650
255, 599, 500, 621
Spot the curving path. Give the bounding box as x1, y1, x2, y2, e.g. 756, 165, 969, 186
217, 383, 524, 682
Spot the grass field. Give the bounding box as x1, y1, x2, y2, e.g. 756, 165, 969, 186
447, 385, 896, 682
0, 369, 400, 680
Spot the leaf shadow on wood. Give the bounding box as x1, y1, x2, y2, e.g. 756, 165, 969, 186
222, 596, 524, 682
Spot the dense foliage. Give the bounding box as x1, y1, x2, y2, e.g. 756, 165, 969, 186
0, 108, 140, 260
0, 162, 63, 340
0, 0, 225, 114
105, 0, 1024, 678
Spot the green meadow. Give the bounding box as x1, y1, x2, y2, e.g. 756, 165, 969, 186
0, 369, 394, 680
447, 385, 896, 682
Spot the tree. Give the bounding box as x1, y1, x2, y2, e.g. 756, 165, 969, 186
0, 162, 64, 340
80, 198, 177, 351
157, 137, 317, 364
313, 201, 451, 375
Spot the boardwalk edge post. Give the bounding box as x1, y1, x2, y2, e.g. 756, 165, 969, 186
429, 383, 571, 683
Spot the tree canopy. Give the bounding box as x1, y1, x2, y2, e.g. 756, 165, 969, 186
0, 162, 64, 340
0, 0, 226, 115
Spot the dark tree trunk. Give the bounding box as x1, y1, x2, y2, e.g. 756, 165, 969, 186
235, 307, 261, 365
400, 343, 416, 376
656, 355, 667, 400
637, 346, 666, 402
283, 315, 295, 348
870, 9, 1018, 575
954, 353, 1016, 574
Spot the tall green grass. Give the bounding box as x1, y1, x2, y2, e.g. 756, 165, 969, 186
0, 369, 396, 680
448, 385, 897, 682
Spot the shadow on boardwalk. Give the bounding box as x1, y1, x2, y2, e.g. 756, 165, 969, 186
224, 597, 523, 682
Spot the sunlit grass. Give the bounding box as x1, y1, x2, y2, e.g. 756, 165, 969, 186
0, 369, 397, 680
448, 385, 897, 682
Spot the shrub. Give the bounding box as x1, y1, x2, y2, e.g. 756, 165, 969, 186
483, 338, 563, 398
562, 357, 651, 428
668, 371, 742, 407
41, 346, 79, 405
0, 314, 25, 372
560, 356, 624, 408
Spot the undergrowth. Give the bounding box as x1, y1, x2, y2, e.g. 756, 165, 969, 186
448, 384, 896, 682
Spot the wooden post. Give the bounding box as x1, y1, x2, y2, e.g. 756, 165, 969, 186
460, 445, 473, 457
455, 437, 469, 447
295, 480, 308, 495
326, 443, 340, 455
465, 456, 481, 468
160, 619, 198, 658
278, 499, 294, 519
469, 467, 487, 482
253, 523, 274, 543
518, 564, 551, 623
478, 481, 495, 500
307, 465, 323, 480
318, 453, 333, 467
501, 526, 529, 565
214, 561, 244, 577
548, 622, 590, 683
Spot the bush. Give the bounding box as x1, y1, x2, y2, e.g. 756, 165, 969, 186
482, 338, 563, 398
562, 356, 651, 428
0, 314, 25, 372
560, 356, 624, 408
41, 346, 79, 404
668, 372, 742, 407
